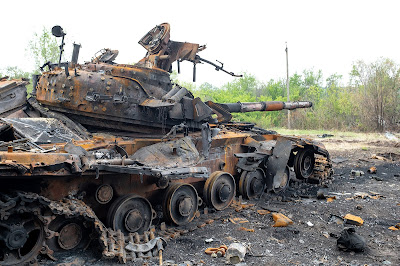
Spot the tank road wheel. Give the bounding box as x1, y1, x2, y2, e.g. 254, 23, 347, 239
164, 183, 199, 225
239, 168, 266, 199
47, 216, 91, 252
203, 171, 236, 210
0, 214, 45, 266
107, 194, 153, 235
294, 148, 315, 179
273, 166, 290, 193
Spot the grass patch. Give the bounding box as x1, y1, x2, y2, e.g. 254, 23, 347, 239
269, 128, 387, 141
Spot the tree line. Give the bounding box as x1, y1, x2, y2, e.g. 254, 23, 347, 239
1, 28, 399, 132
175, 58, 400, 132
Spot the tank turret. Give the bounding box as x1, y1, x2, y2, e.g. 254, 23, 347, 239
34, 23, 311, 134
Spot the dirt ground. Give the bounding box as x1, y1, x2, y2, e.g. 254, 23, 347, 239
45, 133, 400, 266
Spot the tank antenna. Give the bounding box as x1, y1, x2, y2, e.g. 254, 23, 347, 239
285, 42, 291, 129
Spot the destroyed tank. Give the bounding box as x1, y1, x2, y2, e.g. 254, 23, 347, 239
0, 23, 332, 265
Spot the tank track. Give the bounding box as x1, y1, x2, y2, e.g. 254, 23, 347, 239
0, 154, 333, 265
0, 191, 166, 265
309, 155, 333, 184
0, 191, 238, 265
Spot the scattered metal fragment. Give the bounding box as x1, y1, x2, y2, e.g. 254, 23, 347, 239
351, 170, 365, 176
238, 226, 255, 232
376, 152, 400, 161
371, 154, 389, 161
368, 166, 377, 174
205, 245, 228, 256
225, 243, 247, 264
272, 212, 293, 227
388, 223, 400, 231
229, 217, 249, 224
347, 191, 385, 200
344, 214, 364, 226
256, 209, 270, 215
329, 215, 344, 225
326, 196, 336, 202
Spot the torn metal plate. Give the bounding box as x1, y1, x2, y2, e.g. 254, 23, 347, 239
266, 137, 293, 190
2, 118, 83, 144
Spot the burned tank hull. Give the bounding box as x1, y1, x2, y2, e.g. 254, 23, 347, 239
0, 116, 331, 264
0, 23, 332, 265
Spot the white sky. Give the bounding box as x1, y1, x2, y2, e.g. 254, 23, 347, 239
1, 0, 399, 87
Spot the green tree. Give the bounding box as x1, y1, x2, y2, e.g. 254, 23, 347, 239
0, 66, 31, 80
27, 27, 60, 71
350, 58, 400, 131
147, 59, 400, 132
263, 79, 285, 100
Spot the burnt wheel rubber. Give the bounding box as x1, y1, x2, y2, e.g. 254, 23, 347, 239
47, 216, 91, 251
0, 214, 45, 266
203, 171, 236, 210
107, 194, 153, 234
239, 168, 266, 199
164, 183, 198, 225
294, 148, 315, 179
273, 166, 290, 193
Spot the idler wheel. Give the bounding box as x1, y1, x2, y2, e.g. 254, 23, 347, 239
294, 148, 315, 179
164, 183, 198, 225
107, 194, 153, 234
239, 168, 266, 199
0, 214, 45, 266
273, 166, 290, 193
203, 171, 236, 210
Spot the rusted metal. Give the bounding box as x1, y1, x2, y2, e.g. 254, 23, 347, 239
0, 23, 333, 265
0, 79, 28, 116
218, 101, 312, 113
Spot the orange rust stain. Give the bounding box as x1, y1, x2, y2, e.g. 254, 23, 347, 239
266, 102, 284, 111
0, 152, 71, 165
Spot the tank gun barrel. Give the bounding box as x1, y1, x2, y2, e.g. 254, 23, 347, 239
220, 101, 312, 113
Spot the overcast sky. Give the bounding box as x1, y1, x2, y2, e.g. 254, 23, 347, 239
1, 0, 399, 87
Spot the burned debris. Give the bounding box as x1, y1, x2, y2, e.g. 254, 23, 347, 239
0, 23, 332, 265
